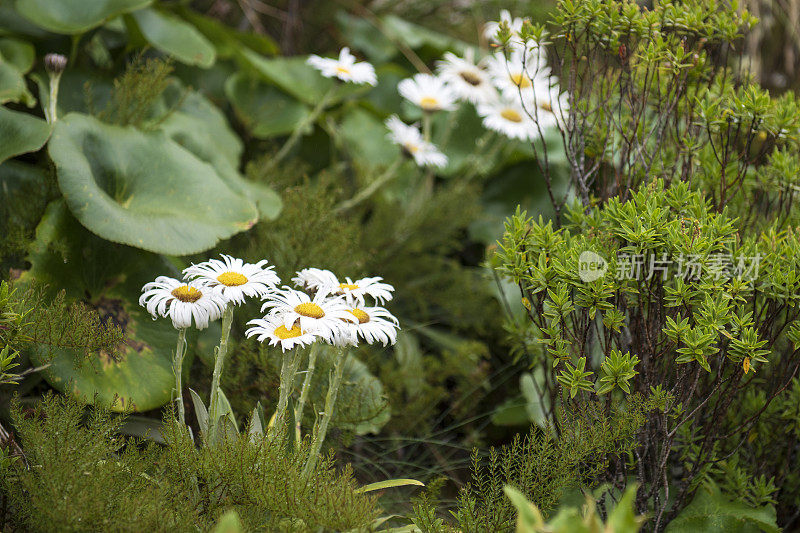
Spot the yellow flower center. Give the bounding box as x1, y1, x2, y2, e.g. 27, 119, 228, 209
509, 72, 531, 88
339, 283, 360, 291
349, 309, 370, 324
500, 108, 523, 123
217, 271, 248, 286
460, 70, 482, 86
419, 96, 439, 110
295, 302, 325, 319
336, 66, 351, 75
171, 285, 202, 303
274, 324, 303, 339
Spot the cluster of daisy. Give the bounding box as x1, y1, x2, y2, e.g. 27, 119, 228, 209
305, 10, 566, 170
139, 256, 399, 352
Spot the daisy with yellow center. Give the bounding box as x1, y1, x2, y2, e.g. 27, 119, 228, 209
139, 276, 226, 330
477, 98, 539, 141
307, 47, 377, 86
293, 268, 395, 306
344, 305, 400, 346
385, 115, 448, 169
486, 46, 549, 101
398, 73, 457, 113
183, 254, 279, 305
436, 51, 497, 105
245, 314, 318, 352
261, 287, 356, 343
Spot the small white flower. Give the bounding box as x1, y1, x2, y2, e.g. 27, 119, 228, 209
386, 115, 448, 168
292, 268, 340, 294
246, 314, 318, 352
139, 276, 226, 330
183, 254, 279, 306
307, 47, 377, 85
486, 47, 549, 102
261, 287, 356, 343
398, 73, 457, 112
436, 51, 497, 105
477, 98, 539, 141
332, 276, 395, 306
483, 9, 525, 43
345, 306, 400, 346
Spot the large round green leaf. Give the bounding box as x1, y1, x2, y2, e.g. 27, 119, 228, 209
15, 0, 152, 34
130, 8, 216, 68
22, 200, 190, 412
48, 113, 258, 255
0, 106, 51, 163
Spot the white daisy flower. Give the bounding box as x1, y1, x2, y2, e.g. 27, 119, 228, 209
183, 254, 280, 306
139, 276, 226, 330
398, 73, 457, 112
436, 51, 497, 105
483, 9, 525, 43
246, 314, 318, 352
261, 287, 356, 343
477, 98, 539, 141
386, 115, 448, 168
345, 306, 400, 346
486, 47, 550, 102
307, 47, 377, 86
292, 268, 340, 294
333, 276, 395, 306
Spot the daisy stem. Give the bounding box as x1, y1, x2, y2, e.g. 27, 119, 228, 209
303, 347, 348, 477
333, 158, 403, 214
208, 304, 234, 441
422, 111, 432, 142
173, 328, 187, 424
270, 347, 303, 440
267, 85, 337, 170
294, 343, 319, 442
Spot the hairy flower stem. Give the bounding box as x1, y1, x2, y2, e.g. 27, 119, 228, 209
173, 328, 187, 424
267, 85, 336, 170
303, 348, 348, 477
294, 344, 319, 443
269, 348, 303, 440
207, 304, 234, 442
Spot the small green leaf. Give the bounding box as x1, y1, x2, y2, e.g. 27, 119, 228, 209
354, 478, 425, 494
0, 106, 51, 163
130, 7, 216, 68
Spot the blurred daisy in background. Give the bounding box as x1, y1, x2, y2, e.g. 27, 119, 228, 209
139, 276, 226, 330
437, 50, 497, 105
386, 115, 448, 168
398, 73, 457, 112
246, 314, 318, 352
483, 9, 525, 43
307, 47, 377, 85
184, 254, 279, 305
477, 98, 539, 141
486, 46, 549, 102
